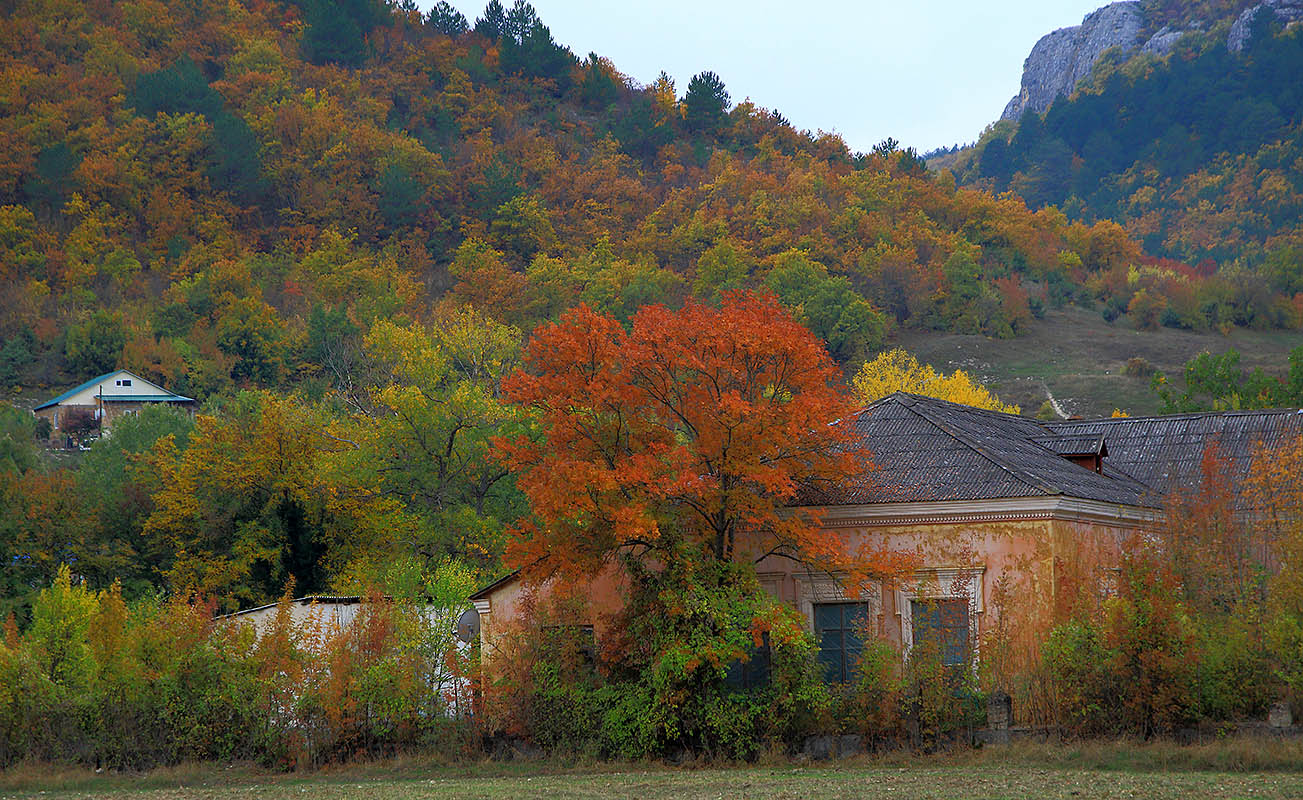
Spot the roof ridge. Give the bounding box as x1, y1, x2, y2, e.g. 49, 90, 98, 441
1047, 407, 1303, 426
34, 369, 178, 411
894, 395, 1062, 497
34, 369, 124, 410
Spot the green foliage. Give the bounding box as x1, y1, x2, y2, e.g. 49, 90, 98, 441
20, 143, 79, 217
299, 0, 388, 66
215, 296, 285, 386
580, 54, 620, 110
0, 405, 37, 474
693, 240, 753, 300
76, 406, 195, 595
341, 310, 526, 567
0, 571, 474, 769
428, 2, 469, 36
493, 2, 575, 92
130, 58, 265, 202
1153, 347, 1303, 412
764, 250, 889, 360
474, 0, 507, 40
683, 71, 730, 135
494, 559, 829, 760
64, 311, 125, 377
27, 565, 98, 692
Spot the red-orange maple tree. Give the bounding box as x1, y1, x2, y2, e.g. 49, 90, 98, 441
496, 291, 900, 587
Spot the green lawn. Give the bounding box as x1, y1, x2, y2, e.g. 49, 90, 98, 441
9, 741, 1303, 800
7, 765, 1301, 800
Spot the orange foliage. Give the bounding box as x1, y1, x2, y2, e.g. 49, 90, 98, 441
496, 291, 908, 591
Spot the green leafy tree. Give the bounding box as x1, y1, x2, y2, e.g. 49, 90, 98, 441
64, 311, 125, 377
580, 53, 620, 109
299, 0, 387, 66
0, 405, 37, 474
77, 407, 195, 595
340, 309, 527, 565
765, 250, 889, 360
215, 296, 285, 386
26, 564, 98, 692
692, 240, 753, 301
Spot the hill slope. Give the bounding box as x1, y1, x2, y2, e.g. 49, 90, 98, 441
2, 0, 1293, 405
946, 0, 1303, 285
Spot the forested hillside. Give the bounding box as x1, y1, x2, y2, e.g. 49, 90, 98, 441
4, 0, 1297, 401
949, 6, 1303, 326
2, 0, 1301, 618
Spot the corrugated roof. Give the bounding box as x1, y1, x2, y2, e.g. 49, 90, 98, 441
1046, 408, 1303, 496
1031, 433, 1107, 457
805, 393, 1303, 509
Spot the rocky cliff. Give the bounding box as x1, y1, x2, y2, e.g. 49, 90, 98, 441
1002, 0, 1303, 121
1228, 0, 1303, 51
1001, 2, 1145, 121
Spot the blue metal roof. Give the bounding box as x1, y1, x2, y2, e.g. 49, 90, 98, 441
33, 371, 192, 410
100, 394, 194, 403
33, 371, 122, 411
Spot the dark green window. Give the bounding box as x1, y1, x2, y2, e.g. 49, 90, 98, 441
724, 633, 771, 691
541, 624, 596, 672
814, 602, 868, 683
910, 599, 970, 666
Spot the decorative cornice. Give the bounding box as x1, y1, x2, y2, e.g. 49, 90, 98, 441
803, 496, 1162, 529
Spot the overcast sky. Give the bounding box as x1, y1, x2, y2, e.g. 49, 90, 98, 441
420, 1, 1106, 154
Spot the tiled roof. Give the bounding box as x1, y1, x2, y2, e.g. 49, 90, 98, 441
803, 393, 1303, 509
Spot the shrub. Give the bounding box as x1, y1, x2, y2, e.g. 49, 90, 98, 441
1122, 356, 1156, 378
485, 560, 829, 760
0, 568, 475, 769
1044, 550, 1201, 737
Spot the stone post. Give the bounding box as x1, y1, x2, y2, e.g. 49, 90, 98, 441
1269, 701, 1293, 729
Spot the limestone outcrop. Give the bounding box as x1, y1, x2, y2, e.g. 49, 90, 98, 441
1228, 0, 1303, 52
1001, 2, 1144, 121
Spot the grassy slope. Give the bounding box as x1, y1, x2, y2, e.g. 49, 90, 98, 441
10, 739, 1303, 800
896, 309, 1303, 418
9, 767, 1290, 800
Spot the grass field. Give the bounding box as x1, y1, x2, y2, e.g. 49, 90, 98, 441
7, 740, 1303, 800
897, 307, 1303, 418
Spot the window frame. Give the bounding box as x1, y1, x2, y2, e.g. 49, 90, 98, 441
896, 567, 983, 667
813, 601, 870, 684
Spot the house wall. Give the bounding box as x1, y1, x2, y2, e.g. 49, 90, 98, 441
474, 512, 1144, 685
753, 516, 1136, 654
35, 400, 194, 439
476, 565, 629, 669
226, 598, 367, 638
58, 371, 176, 405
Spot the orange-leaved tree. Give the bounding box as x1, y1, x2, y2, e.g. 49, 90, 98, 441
495, 291, 904, 590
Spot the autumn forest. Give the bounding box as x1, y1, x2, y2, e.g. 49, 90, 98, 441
4, 0, 1303, 774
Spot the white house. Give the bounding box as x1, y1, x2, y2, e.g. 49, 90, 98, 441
33, 369, 195, 436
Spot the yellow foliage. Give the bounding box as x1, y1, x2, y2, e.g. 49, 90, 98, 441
850, 348, 1019, 414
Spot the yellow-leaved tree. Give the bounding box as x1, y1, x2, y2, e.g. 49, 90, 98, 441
850, 349, 1019, 414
